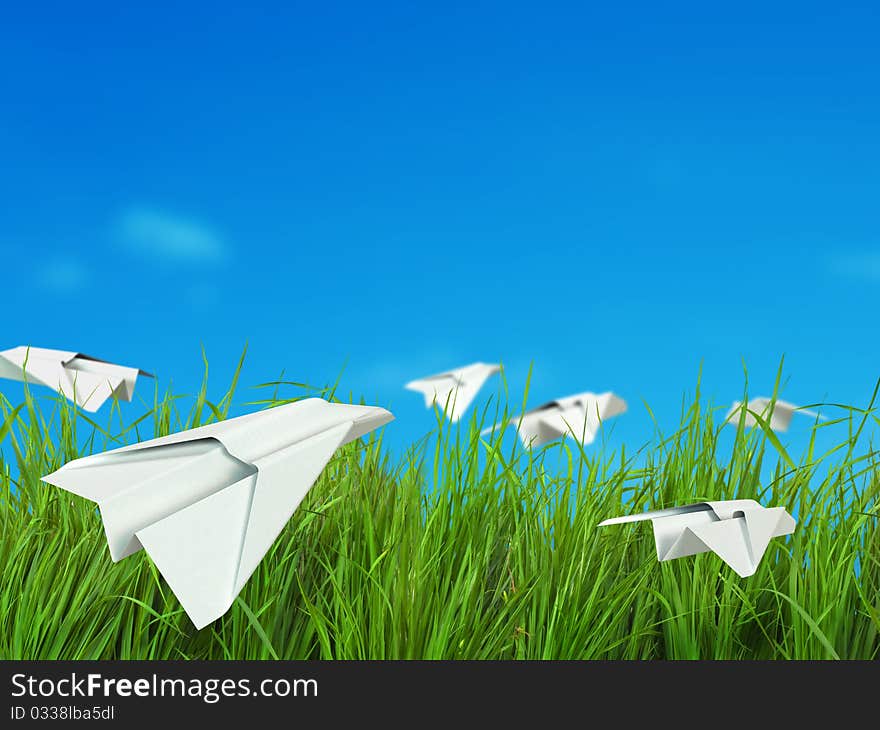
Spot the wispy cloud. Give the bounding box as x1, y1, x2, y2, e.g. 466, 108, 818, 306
116, 206, 228, 264
36, 257, 90, 293
830, 252, 880, 282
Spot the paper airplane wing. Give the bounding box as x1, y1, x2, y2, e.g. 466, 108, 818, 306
727, 398, 810, 432
726, 399, 773, 429
65, 354, 152, 403
600, 504, 718, 566
702, 502, 796, 573
724, 401, 745, 426
506, 402, 557, 447
537, 408, 595, 445
571, 393, 627, 441
515, 392, 627, 447
58, 369, 124, 412
444, 374, 493, 422
744, 400, 794, 432
134, 421, 354, 628
42, 398, 394, 628
598, 502, 718, 527
753, 400, 826, 431
42, 438, 257, 561
405, 375, 460, 409
480, 411, 555, 445
0, 347, 148, 411
674, 506, 795, 577
597, 393, 628, 420
72, 353, 155, 378
406, 363, 499, 421
406, 375, 482, 421
0, 347, 75, 388
445, 364, 500, 421
4, 348, 116, 411
0, 348, 34, 382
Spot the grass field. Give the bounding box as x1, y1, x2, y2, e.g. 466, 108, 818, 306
1, 355, 879, 659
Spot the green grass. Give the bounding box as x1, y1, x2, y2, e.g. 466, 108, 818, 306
1, 353, 878, 659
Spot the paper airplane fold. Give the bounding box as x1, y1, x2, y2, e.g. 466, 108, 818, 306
599, 499, 796, 577
405, 362, 500, 422
486, 391, 626, 447
42, 397, 394, 628
0, 346, 152, 412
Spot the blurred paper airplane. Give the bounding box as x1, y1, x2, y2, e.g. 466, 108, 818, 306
0, 345, 151, 412
405, 362, 500, 422
484, 391, 627, 447
724, 396, 824, 432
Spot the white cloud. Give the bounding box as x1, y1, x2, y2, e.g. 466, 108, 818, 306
36, 257, 90, 293
117, 206, 228, 264
830, 252, 880, 281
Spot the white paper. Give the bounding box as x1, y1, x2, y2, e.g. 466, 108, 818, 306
486, 391, 627, 447
0, 345, 151, 412
599, 499, 796, 577
41, 397, 394, 629
724, 397, 822, 432
405, 362, 500, 422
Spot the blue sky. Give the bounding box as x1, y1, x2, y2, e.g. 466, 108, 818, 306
2, 2, 878, 460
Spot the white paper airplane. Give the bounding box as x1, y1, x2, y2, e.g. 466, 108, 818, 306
405, 362, 500, 422
599, 499, 796, 577
485, 391, 626, 447
724, 397, 823, 432
41, 398, 394, 629
0, 346, 152, 412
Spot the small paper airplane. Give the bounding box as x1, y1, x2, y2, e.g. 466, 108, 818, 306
599, 499, 796, 577
405, 362, 500, 422
724, 397, 823, 432
485, 391, 627, 447
42, 398, 394, 629
0, 346, 152, 412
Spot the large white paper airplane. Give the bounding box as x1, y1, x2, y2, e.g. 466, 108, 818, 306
0, 346, 152, 412
41, 398, 394, 629
405, 362, 500, 422
599, 499, 796, 577
485, 391, 626, 447
724, 397, 823, 432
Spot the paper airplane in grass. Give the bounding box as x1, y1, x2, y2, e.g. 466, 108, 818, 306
599, 499, 796, 577
724, 397, 824, 432
0, 346, 152, 412
405, 362, 500, 422
484, 391, 627, 447
41, 398, 394, 629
